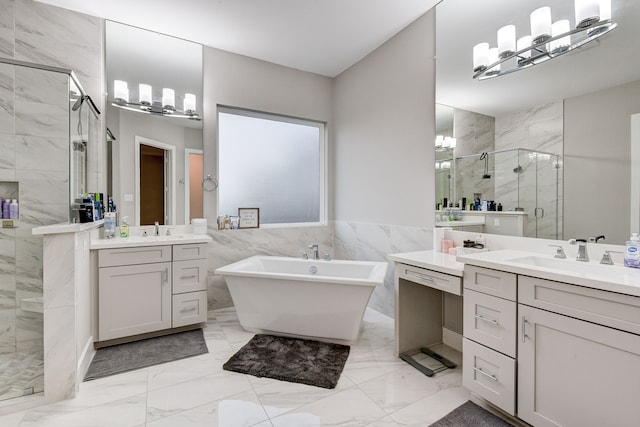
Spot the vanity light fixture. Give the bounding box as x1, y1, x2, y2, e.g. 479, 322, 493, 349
110, 80, 200, 120
472, 0, 616, 80
435, 135, 456, 151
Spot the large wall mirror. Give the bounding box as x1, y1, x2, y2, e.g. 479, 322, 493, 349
106, 21, 204, 226
435, 0, 640, 244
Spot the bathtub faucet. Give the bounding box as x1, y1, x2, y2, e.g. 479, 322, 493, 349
309, 243, 320, 260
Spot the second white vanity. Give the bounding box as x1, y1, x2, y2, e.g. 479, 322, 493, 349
456, 250, 640, 427
90, 233, 212, 345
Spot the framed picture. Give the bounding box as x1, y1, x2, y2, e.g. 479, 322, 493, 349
238, 208, 260, 229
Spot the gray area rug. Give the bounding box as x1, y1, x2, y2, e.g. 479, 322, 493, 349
430, 401, 515, 426
84, 329, 208, 381
223, 334, 350, 389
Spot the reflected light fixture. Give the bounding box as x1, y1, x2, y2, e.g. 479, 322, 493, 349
435, 135, 456, 151
110, 80, 200, 120
472, 0, 616, 80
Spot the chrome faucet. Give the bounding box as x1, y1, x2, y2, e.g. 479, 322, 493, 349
600, 250, 623, 265
309, 243, 320, 260
154, 221, 160, 236
569, 239, 589, 262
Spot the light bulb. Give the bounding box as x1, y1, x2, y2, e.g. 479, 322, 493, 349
598, 0, 611, 21
550, 20, 571, 53
114, 80, 128, 103
162, 88, 175, 110
497, 25, 516, 58
183, 93, 196, 113
139, 84, 152, 105
575, 0, 600, 28
473, 42, 490, 72
531, 6, 552, 43
486, 47, 500, 76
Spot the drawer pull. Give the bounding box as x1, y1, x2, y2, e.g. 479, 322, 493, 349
522, 317, 529, 343
473, 367, 498, 382
180, 306, 197, 313
181, 274, 198, 279
163, 268, 169, 283
474, 314, 499, 326
406, 270, 434, 282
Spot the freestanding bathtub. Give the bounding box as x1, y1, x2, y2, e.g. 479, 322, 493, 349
215, 256, 388, 343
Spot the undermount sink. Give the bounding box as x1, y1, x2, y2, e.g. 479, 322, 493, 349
507, 255, 627, 279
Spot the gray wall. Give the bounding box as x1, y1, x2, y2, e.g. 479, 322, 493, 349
332, 11, 436, 316
202, 47, 334, 308
564, 80, 640, 244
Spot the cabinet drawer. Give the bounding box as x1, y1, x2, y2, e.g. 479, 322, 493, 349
397, 264, 462, 295
172, 291, 207, 328
464, 265, 516, 301
519, 275, 640, 335
464, 289, 516, 357
463, 338, 515, 416
98, 245, 171, 267
173, 243, 208, 261
173, 258, 208, 294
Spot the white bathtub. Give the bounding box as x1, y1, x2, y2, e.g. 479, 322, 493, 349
215, 256, 388, 343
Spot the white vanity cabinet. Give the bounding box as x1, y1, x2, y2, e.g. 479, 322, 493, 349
96, 242, 209, 342
462, 265, 517, 415
517, 276, 640, 427
98, 246, 173, 341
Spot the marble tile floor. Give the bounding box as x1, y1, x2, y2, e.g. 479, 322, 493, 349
0, 351, 44, 402
0, 307, 469, 427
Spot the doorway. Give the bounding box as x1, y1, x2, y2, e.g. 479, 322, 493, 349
135, 136, 176, 226
185, 149, 203, 222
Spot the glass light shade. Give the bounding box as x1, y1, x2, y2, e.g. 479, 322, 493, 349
448, 137, 457, 148
550, 20, 571, 53
531, 6, 552, 43
113, 80, 128, 102
435, 162, 441, 170
599, 0, 611, 20
183, 93, 196, 112
487, 47, 500, 75
435, 135, 444, 148
497, 25, 516, 58
473, 42, 490, 71
517, 35, 533, 59
139, 84, 152, 105
162, 88, 175, 109
575, 0, 600, 27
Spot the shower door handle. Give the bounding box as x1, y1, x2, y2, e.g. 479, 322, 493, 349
535, 208, 544, 218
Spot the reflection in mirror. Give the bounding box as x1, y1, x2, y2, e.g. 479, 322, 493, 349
436, 0, 640, 244
106, 21, 204, 226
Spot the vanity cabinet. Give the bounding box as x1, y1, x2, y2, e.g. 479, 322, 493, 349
517, 276, 640, 427
97, 242, 208, 342
462, 265, 517, 415
98, 246, 172, 341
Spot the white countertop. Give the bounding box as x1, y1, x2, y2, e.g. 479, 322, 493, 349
90, 233, 212, 250
388, 250, 464, 277
435, 219, 485, 228
457, 249, 640, 298
32, 220, 103, 235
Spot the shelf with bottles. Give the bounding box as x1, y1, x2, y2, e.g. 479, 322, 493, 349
0, 181, 20, 226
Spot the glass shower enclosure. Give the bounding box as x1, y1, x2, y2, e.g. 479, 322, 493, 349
444, 148, 560, 239
0, 58, 99, 403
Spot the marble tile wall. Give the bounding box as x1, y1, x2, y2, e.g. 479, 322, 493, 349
495, 101, 563, 239
207, 226, 334, 309
333, 221, 434, 317
453, 108, 495, 204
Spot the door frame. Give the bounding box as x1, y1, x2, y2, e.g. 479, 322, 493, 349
184, 148, 203, 224
134, 135, 176, 226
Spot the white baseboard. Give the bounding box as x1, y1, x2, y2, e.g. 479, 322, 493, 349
78, 335, 96, 387
442, 327, 462, 352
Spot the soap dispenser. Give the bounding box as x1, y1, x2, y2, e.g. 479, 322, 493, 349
624, 232, 640, 268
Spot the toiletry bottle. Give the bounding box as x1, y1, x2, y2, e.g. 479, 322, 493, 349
104, 212, 116, 239
224, 215, 230, 230
9, 199, 18, 219
119, 216, 129, 238
2, 199, 9, 218
624, 233, 640, 268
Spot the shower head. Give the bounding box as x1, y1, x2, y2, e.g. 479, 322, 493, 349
71, 95, 88, 111
513, 165, 523, 173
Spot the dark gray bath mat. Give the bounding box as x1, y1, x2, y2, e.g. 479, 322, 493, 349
84, 329, 208, 381
429, 401, 515, 426
223, 334, 350, 389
